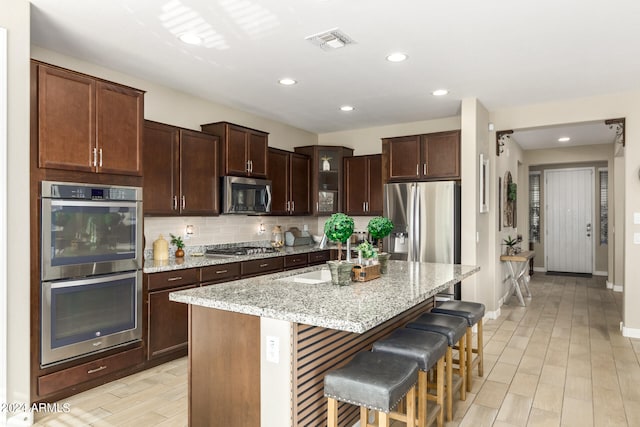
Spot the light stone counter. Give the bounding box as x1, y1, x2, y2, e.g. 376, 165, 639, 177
142, 244, 328, 274
170, 260, 479, 333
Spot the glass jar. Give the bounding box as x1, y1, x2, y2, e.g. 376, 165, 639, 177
271, 226, 284, 248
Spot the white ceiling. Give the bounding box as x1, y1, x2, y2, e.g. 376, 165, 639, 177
29, 0, 640, 145
512, 121, 618, 151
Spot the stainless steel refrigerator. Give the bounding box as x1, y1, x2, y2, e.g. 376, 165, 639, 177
383, 181, 461, 298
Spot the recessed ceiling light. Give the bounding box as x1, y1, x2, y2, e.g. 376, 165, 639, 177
340, 105, 354, 112
178, 33, 202, 45
558, 137, 571, 142
386, 52, 408, 62
432, 89, 449, 96
279, 78, 297, 86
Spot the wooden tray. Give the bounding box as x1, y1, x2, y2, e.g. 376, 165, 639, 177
352, 263, 381, 282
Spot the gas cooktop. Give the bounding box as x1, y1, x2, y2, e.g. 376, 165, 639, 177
205, 246, 279, 256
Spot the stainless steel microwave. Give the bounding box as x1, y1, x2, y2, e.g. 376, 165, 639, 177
222, 176, 272, 214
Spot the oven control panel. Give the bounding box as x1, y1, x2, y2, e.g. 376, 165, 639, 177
42, 181, 142, 201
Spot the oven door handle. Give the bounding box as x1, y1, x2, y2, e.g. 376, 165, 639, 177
46, 271, 139, 289
50, 200, 139, 209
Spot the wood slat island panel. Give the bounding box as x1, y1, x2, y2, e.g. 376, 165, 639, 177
292, 298, 434, 427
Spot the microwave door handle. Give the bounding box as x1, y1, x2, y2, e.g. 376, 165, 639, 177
265, 186, 272, 212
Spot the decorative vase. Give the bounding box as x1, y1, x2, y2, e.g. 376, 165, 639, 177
322, 159, 331, 171
175, 248, 185, 258
377, 252, 391, 274
327, 260, 354, 286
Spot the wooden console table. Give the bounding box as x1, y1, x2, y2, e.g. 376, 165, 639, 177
500, 251, 535, 306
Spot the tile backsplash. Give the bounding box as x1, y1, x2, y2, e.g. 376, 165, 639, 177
144, 215, 376, 250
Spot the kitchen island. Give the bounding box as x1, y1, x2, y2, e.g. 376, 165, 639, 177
170, 260, 479, 427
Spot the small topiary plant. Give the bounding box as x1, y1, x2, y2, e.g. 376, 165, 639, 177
367, 216, 394, 252
324, 213, 354, 261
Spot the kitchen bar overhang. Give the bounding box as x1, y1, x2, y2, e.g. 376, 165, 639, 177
171, 260, 479, 426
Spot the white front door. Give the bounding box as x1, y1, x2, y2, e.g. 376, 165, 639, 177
544, 168, 594, 273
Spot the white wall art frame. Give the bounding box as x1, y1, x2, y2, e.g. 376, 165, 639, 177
479, 153, 489, 213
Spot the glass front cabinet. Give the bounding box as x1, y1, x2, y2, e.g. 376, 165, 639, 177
294, 145, 353, 215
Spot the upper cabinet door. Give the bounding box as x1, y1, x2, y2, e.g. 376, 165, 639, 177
143, 121, 179, 215
247, 131, 268, 178
267, 149, 290, 215
201, 122, 269, 178
226, 125, 250, 176
289, 153, 310, 215
38, 65, 96, 172
385, 135, 421, 180
35, 62, 144, 176
344, 156, 368, 215
179, 130, 219, 215
422, 130, 460, 179
96, 82, 144, 176
367, 155, 383, 215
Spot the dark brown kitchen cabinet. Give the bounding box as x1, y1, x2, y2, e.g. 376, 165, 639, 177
383, 130, 460, 182
201, 121, 268, 178
344, 154, 382, 215
35, 61, 144, 176
268, 148, 311, 215
294, 145, 353, 215
143, 120, 219, 216
308, 250, 330, 265
284, 254, 308, 270
147, 284, 196, 360
241, 257, 284, 278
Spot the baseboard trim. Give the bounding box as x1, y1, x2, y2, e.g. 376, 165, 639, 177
485, 307, 501, 320
613, 284, 623, 292
622, 326, 640, 339
533, 267, 546, 273
606, 281, 613, 289
593, 270, 608, 277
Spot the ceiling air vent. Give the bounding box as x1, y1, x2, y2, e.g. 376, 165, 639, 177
305, 28, 355, 51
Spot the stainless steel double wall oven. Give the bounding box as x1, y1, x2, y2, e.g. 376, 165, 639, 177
40, 181, 143, 367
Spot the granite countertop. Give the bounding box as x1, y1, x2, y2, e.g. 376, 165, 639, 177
143, 244, 329, 274
169, 261, 480, 333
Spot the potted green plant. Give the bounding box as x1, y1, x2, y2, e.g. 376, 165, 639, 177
356, 241, 376, 262
507, 182, 517, 201
170, 233, 185, 258
367, 217, 394, 273
502, 235, 518, 256
324, 213, 355, 285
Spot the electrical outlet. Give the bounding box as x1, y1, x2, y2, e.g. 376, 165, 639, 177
266, 336, 279, 363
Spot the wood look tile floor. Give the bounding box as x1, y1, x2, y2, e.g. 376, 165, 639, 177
33, 274, 640, 426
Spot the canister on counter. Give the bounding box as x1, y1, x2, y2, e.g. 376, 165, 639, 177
153, 234, 169, 260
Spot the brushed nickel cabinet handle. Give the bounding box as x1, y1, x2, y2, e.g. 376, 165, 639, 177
259, 263, 269, 268
92, 148, 97, 167
291, 200, 295, 211
99, 148, 103, 167
423, 163, 426, 175
87, 366, 107, 374
181, 196, 186, 210
215, 269, 228, 274
167, 276, 183, 281
173, 196, 178, 210
416, 164, 419, 175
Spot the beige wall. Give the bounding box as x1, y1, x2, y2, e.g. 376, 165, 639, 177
317, 116, 461, 155
3, 0, 31, 414
491, 92, 640, 332
460, 99, 496, 311
31, 47, 318, 151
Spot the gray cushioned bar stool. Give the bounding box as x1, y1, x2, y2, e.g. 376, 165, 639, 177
432, 301, 485, 391
324, 351, 419, 427
372, 328, 448, 427
406, 312, 467, 421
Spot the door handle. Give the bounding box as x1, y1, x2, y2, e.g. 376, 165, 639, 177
291, 200, 295, 211
286, 201, 290, 212
586, 223, 592, 231
423, 163, 427, 175
173, 196, 178, 210
181, 196, 186, 210
99, 148, 103, 167
92, 148, 97, 167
